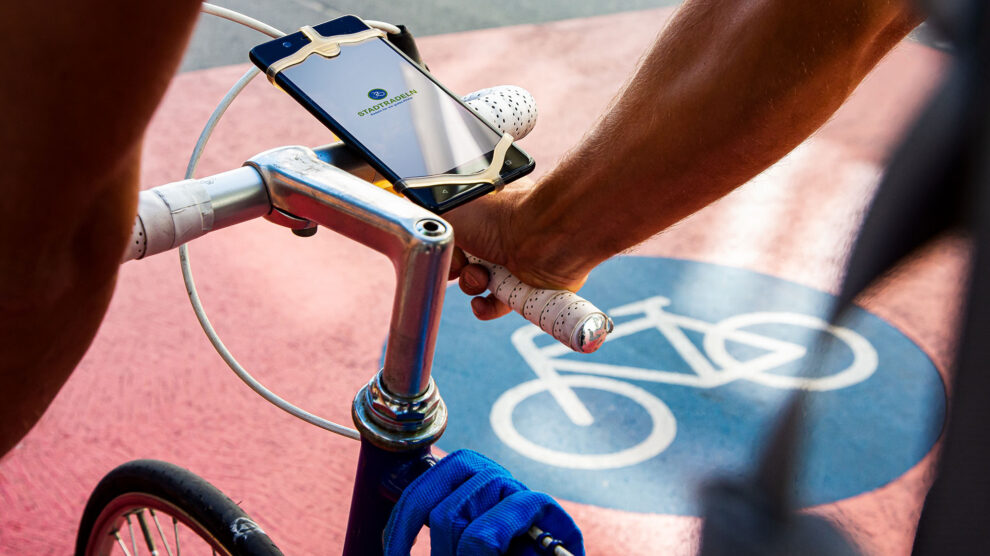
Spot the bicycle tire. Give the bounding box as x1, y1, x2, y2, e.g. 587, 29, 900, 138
76, 459, 283, 556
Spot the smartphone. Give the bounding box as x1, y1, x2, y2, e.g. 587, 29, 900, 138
250, 15, 535, 213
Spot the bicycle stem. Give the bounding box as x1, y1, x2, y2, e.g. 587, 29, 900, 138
246, 143, 455, 556
246, 144, 452, 450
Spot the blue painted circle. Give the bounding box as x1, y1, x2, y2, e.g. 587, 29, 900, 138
427, 256, 945, 515
368, 88, 388, 100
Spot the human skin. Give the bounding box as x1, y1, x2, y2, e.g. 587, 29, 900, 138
446, 0, 922, 320
0, 1, 203, 457
0, 0, 922, 459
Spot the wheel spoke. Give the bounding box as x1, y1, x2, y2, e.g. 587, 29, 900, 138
136, 509, 161, 555
149, 509, 175, 556
173, 516, 181, 556
113, 530, 134, 556
126, 514, 139, 555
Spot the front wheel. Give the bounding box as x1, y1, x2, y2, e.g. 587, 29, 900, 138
76, 459, 282, 556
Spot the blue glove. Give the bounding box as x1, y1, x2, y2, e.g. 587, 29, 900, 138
384, 450, 584, 556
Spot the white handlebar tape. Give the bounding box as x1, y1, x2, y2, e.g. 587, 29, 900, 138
462, 86, 537, 139
463, 87, 614, 353
122, 179, 215, 262
466, 255, 613, 353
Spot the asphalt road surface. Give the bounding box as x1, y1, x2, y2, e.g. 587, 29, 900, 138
180, 0, 683, 72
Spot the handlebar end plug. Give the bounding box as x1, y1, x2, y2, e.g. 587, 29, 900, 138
571, 313, 614, 353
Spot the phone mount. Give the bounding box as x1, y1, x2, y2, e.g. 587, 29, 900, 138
396, 133, 515, 192
265, 25, 387, 82
266, 23, 518, 195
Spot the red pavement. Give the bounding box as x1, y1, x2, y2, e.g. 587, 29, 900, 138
0, 8, 957, 555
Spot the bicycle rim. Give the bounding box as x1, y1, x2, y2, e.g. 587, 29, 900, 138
83, 492, 233, 556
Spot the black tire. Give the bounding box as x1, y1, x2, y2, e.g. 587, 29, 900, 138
76, 459, 283, 556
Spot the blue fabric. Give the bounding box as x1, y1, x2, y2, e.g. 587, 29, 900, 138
384, 450, 584, 556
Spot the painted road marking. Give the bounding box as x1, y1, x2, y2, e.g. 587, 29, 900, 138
430, 256, 945, 515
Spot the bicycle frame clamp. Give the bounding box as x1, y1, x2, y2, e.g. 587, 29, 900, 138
353, 371, 447, 450
265, 26, 386, 83
396, 133, 514, 192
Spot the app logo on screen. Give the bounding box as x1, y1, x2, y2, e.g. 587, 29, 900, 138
368, 88, 388, 100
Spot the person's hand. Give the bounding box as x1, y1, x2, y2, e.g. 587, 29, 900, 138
384, 450, 584, 556
443, 178, 590, 321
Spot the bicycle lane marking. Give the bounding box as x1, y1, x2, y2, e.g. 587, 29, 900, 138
497, 298, 869, 471
519, 296, 815, 390
490, 375, 678, 470
640, 298, 722, 384
512, 325, 596, 426
428, 256, 946, 515
703, 312, 878, 390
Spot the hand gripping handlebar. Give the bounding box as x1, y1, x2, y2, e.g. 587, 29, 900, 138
124, 85, 612, 353
466, 256, 613, 353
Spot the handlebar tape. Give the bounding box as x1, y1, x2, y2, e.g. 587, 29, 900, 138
463, 86, 537, 140
466, 255, 613, 354
122, 179, 214, 262
465, 89, 613, 353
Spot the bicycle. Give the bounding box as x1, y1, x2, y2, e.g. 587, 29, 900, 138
491, 295, 878, 470
73, 5, 610, 556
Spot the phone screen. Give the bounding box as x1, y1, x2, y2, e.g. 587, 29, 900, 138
280, 38, 502, 183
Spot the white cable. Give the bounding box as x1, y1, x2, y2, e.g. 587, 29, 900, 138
201, 3, 285, 38
200, 4, 400, 37
184, 68, 260, 178
182, 5, 360, 440
180, 248, 360, 439
365, 20, 402, 35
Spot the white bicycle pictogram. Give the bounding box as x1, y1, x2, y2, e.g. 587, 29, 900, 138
490, 295, 879, 470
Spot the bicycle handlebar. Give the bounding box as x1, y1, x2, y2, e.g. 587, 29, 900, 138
123, 86, 538, 263
123, 166, 269, 261
125, 86, 612, 355
467, 256, 613, 353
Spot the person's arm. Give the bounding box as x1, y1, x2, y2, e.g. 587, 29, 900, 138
0, 1, 203, 457
447, 0, 922, 319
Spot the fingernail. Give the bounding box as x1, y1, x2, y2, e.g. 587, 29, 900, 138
465, 271, 484, 290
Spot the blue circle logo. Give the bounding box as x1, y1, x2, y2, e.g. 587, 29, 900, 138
426, 256, 945, 515
368, 88, 388, 100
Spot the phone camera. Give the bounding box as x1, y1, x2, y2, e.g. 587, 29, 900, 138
504, 159, 513, 167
